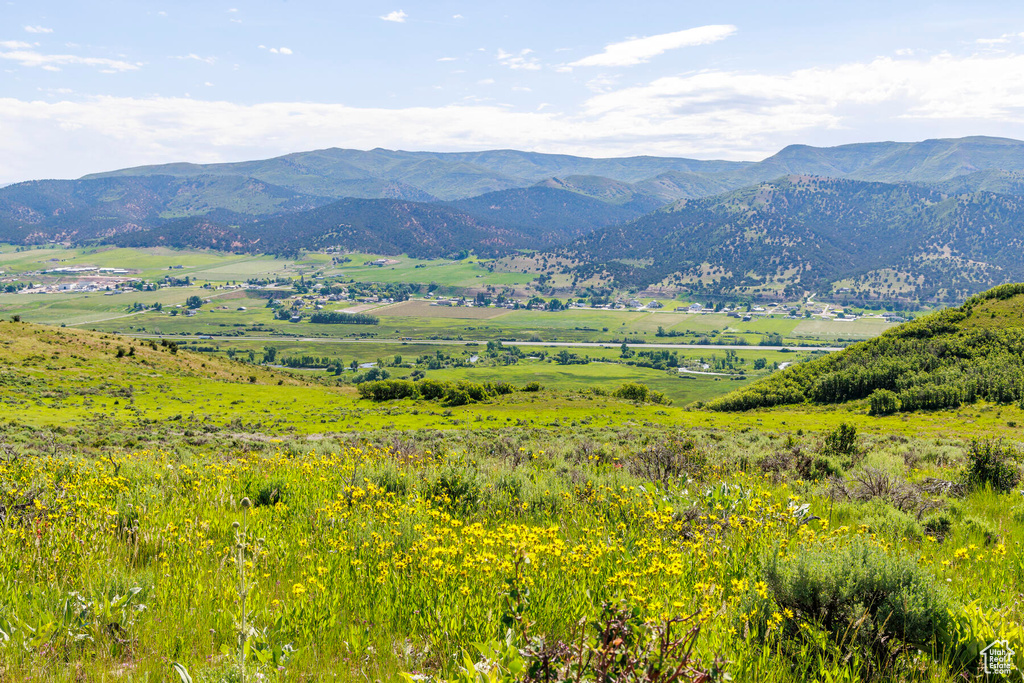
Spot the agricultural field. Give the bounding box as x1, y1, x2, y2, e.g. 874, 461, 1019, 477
337, 255, 535, 289
0, 246, 534, 290
0, 246, 314, 282
1, 287, 893, 350
0, 245, 901, 344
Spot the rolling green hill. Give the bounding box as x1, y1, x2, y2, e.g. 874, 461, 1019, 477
560, 175, 1024, 302
707, 283, 1024, 412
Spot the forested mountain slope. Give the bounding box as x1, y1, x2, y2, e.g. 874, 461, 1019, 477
447, 186, 653, 244
559, 176, 1024, 301
0, 175, 328, 243
109, 197, 529, 258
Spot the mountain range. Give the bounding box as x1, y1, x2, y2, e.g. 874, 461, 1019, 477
7, 136, 1024, 302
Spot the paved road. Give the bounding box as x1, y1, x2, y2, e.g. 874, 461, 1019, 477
125, 334, 843, 352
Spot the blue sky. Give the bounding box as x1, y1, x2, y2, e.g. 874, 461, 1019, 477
4, 0, 1024, 183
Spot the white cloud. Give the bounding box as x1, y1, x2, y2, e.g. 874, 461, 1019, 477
380, 10, 407, 23
512, 86, 532, 92
452, 14, 463, 19
497, 48, 540, 71
5, 51, 1024, 183
437, 57, 457, 62
477, 78, 495, 85
0, 41, 33, 49
172, 53, 216, 64
24, 25, 53, 34
0, 49, 141, 71
268, 47, 292, 55
569, 24, 737, 67
585, 74, 620, 93
976, 32, 1023, 46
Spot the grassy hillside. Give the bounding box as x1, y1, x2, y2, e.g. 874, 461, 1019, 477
708, 283, 1024, 412
2, 319, 1023, 681
0, 319, 740, 437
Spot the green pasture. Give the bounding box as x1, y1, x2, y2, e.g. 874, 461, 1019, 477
420, 360, 753, 405
0, 288, 231, 326
4, 287, 891, 347
0, 245, 240, 279
335, 254, 535, 288
792, 316, 899, 339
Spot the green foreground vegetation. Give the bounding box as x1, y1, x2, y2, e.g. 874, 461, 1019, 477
0, 254, 1022, 682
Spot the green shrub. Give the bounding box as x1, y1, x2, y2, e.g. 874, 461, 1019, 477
357, 379, 418, 402
801, 454, 842, 480
821, 423, 859, 462
485, 381, 515, 396
962, 439, 1021, 492
648, 390, 672, 406
417, 378, 448, 400
456, 380, 488, 402
355, 367, 390, 383
868, 389, 900, 416
427, 470, 480, 513
630, 439, 709, 485
443, 387, 471, 407
963, 515, 1000, 545
521, 381, 541, 392
763, 539, 954, 652
613, 382, 650, 403
858, 501, 923, 541
251, 479, 286, 507
922, 513, 953, 541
